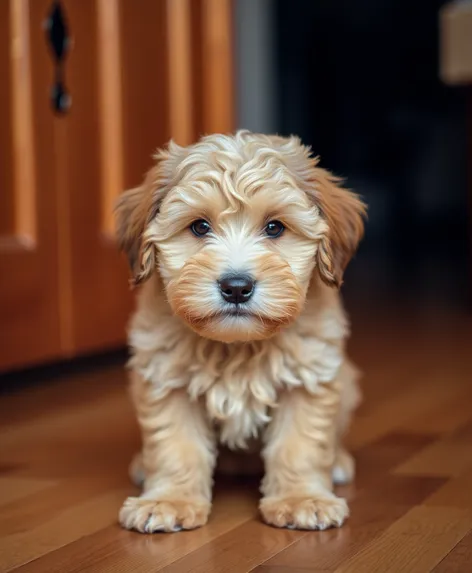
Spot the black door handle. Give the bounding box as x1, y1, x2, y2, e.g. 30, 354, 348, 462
44, 1, 71, 114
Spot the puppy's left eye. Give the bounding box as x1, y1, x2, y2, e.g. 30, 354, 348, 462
190, 219, 211, 237
265, 220, 285, 238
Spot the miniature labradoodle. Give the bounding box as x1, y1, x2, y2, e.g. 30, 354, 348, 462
115, 130, 366, 533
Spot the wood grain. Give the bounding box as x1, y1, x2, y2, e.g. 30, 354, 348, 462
10, 0, 35, 241
433, 530, 472, 572
119, 0, 171, 189
167, 0, 194, 146
0, 0, 15, 237
0, 0, 62, 371
1, 311, 472, 572
97, 0, 124, 237
334, 506, 472, 573
59, 0, 133, 354
201, 0, 234, 134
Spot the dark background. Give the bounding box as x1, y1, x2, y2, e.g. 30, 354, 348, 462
273, 0, 470, 310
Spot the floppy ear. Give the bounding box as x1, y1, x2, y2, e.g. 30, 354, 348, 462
114, 154, 170, 287
115, 185, 152, 286
272, 134, 366, 288
311, 166, 366, 288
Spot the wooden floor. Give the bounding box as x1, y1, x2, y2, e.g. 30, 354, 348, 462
1, 308, 472, 572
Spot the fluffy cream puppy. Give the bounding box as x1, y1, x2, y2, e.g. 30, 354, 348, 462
115, 130, 365, 533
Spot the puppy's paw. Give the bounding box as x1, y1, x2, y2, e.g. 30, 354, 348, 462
332, 447, 355, 485
119, 496, 211, 533
260, 492, 348, 530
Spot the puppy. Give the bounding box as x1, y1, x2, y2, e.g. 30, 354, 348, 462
115, 131, 365, 533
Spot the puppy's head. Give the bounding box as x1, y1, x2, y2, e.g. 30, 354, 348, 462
115, 131, 366, 343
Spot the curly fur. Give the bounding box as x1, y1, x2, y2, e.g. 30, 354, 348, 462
115, 131, 366, 533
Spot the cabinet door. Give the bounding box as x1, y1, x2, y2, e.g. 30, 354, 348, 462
53, 0, 136, 355
0, 0, 62, 371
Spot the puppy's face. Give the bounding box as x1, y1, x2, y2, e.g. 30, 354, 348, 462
155, 164, 321, 343
116, 132, 366, 343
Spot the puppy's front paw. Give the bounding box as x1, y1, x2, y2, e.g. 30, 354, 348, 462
260, 492, 348, 530
119, 496, 211, 533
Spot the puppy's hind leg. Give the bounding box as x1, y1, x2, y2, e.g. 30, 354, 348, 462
332, 359, 361, 486
332, 446, 355, 485
129, 451, 146, 488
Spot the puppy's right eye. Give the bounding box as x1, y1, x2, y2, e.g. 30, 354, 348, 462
190, 219, 211, 237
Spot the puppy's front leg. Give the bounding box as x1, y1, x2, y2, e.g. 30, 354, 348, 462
260, 382, 348, 530
119, 377, 216, 533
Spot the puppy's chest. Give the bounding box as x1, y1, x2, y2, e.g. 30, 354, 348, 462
188, 360, 275, 449
132, 324, 344, 450
186, 336, 343, 449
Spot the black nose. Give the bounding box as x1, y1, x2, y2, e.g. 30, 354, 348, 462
219, 275, 255, 304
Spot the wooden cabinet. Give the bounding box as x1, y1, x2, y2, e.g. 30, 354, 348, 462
0, 0, 234, 372
0, 0, 62, 371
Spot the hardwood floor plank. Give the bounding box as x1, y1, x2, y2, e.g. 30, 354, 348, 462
256, 567, 319, 573
0, 477, 128, 537
0, 366, 126, 428
395, 422, 472, 477
398, 387, 472, 435
0, 393, 132, 454
0, 488, 129, 573
0, 477, 56, 507
352, 432, 437, 478
13, 487, 259, 573
432, 530, 472, 572
332, 506, 472, 573
348, 380, 467, 449
425, 467, 472, 510
159, 520, 305, 573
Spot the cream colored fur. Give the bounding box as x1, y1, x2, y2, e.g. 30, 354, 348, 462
116, 131, 365, 533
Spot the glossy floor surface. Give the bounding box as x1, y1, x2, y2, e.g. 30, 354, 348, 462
1, 309, 472, 572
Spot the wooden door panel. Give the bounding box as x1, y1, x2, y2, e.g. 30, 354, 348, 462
200, 0, 235, 134
62, 0, 172, 353
119, 0, 171, 186
0, 0, 62, 371
59, 0, 129, 353
189, 0, 234, 138
0, 2, 15, 239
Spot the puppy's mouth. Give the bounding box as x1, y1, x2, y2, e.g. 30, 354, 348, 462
214, 307, 255, 319
189, 307, 256, 327
206, 305, 257, 321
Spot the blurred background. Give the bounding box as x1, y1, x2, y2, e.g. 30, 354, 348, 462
0, 0, 471, 373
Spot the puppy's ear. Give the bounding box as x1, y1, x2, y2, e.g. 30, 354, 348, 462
311, 167, 366, 288
114, 151, 172, 286
273, 135, 366, 288
115, 185, 152, 285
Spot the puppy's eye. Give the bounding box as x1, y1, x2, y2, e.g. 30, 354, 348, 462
265, 220, 285, 238
190, 219, 211, 237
